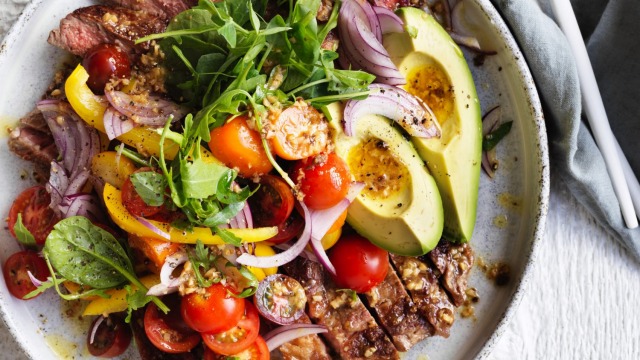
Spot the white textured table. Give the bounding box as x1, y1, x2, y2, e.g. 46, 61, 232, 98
1, 0, 639, 359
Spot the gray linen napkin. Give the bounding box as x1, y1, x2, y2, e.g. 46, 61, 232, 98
491, 0, 640, 261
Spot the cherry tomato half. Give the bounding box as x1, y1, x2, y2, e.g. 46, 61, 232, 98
209, 116, 272, 178
328, 234, 389, 293
121, 170, 163, 218
2, 250, 50, 299
269, 103, 330, 160
248, 175, 294, 228
87, 315, 132, 358
254, 274, 306, 325
144, 296, 201, 354
82, 43, 131, 94
291, 152, 351, 210
8, 185, 60, 246
181, 283, 245, 334
202, 302, 260, 355
203, 335, 269, 360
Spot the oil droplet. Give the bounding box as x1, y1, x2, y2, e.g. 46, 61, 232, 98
497, 192, 521, 213
44, 334, 81, 360
493, 214, 508, 228
0, 115, 18, 139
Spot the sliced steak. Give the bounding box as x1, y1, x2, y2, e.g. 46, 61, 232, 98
48, 5, 167, 57
428, 241, 474, 306
278, 313, 332, 360
317, 0, 334, 22
363, 264, 433, 351
390, 254, 455, 337
104, 0, 197, 19
8, 110, 58, 167
284, 259, 399, 360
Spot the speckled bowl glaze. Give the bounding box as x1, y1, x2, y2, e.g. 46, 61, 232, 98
0, 0, 548, 359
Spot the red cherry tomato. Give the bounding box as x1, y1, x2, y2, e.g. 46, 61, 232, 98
82, 43, 131, 94
8, 185, 60, 246
181, 283, 245, 334
87, 315, 132, 358
248, 175, 294, 227
2, 250, 50, 299
264, 208, 305, 245
144, 296, 201, 354
202, 302, 260, 355
208, 116, 273, 178
203, 336, 269, 360
328, 234, 389, 293
291, 152, 351, 210
121, 171, 163, 218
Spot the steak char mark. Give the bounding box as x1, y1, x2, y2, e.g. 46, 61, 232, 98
47, 5, 167, 57
363, 264, 433, 351
8, 110, 58, 169
284, 258, 399, 360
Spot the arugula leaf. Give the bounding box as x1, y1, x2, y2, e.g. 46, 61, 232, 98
13, 213, 36, 247
188, 240, 219, 287
234, 265, 258, 298
213, 226, 243, 246
130, 171, 166, 206
125, 285, 154, 322
215, 170, 253, 204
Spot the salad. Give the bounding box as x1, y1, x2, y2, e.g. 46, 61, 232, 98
2, 0, 513, 359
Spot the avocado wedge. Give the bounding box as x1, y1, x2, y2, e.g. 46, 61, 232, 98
327, 103, 444, 256
384, 8, 483, 242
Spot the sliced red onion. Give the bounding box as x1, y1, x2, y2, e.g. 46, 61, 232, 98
105, 89, 188, 126
47, 161, 68, 210
160, 251, 188, 287
338, 0, 405, 85
274, 242, 318, 262
448, 32, 483, 52
481, 106, 501, 178
135, 215, 171, 240
264, 324, 328, 352
64, 169, 90, 197
352, 0, 382, 41
344, 84, 440, 138
104, 106, 136, 140
237, 203, 312, 268
60, 194, 105, 222
27, 270, 43, 288
373, 6, 404, 34
448, 1, 496, 54
88, 316, 105, 345
146, 282, 179, 297
242, 203, 253, 229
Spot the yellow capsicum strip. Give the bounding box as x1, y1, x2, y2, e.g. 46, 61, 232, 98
82, 274, 159, 316
65, 64, 181, 159
246, 243, 278, 281
104, 183, 278, 245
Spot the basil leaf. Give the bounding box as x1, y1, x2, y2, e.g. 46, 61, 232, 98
130, 171, 166, 206
13, 213, 36, 247
43, 216, 134, 289
483, 121, 513, 151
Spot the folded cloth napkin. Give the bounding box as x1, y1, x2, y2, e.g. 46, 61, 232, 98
491, 0, 640, 261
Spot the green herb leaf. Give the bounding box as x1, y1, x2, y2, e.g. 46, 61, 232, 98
214, 226, 243, 246
125, 285, 154, 322
234, 265, 258, 298
181, 157, 230, 199
130, 171, 167, 207
483, 121, 513, 151
13, 213, 36, 247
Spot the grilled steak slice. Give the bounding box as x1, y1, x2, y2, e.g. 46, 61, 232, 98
278, 313, 332, 360
284, 259, 399, 360
363, 264, 433, 351
8, 110, 57, 167
428, 242, 474, 306
390, 254, 455, 337
47, 5, 167, 57
104, 0, 197, 19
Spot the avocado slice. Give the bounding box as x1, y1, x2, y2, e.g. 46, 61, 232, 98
326, 103, 444, 256
384, 8, 483, 242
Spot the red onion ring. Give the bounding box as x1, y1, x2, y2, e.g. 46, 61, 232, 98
160, 251, 188, 287
134, 215, 171, 240
344, 84, 440, 138
373, 6, 404, 34
236, 203, 312, 268
88, 316, 105, 345
104, 89, 188, 126
27, 270, 43, 288
263, 324, 328, 352
103, 106, 136, 140
274, 243, 318, 262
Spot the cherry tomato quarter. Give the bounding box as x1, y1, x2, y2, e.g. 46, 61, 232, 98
8, 185, 60, 246
291, 152, 351, 209
328, 234, 389, 293
87, 315, 132, 358
181, 283, 245, 333
3, 250, 50, 300
202, 302, 260, 355
209, 116, 272, 178
204, 335, 269, 360
248, 175, 294, 227
121, 171, 163, 218
144, 296, 201, 353
269, 102, 330, 160
82, 43, 131, 94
